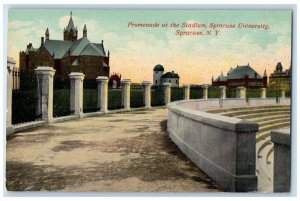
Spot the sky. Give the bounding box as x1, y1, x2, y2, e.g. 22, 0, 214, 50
7, 9, 292, 84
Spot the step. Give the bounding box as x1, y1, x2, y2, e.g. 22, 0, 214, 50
258, 122, 290, 133
246, 114, 290, 123
234, 111, 290, 119
257, 139, 273, 155
256, 131, 271, 143
222, 108, 289, 117
258, 118, 290, 127
207, 105, 289, 114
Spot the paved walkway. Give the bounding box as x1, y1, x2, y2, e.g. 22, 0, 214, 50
6, 108, 220, 192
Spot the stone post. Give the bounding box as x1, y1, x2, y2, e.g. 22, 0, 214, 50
142, 81, 151, 109
280, 89, 286, 98
96, 76, 108, 113
219, 86, 226, 99
69, 72, 84, 118
183, 84, 190, 100
121, 79, 131, 110
35, 67, 56, 123
260, 88, 266, 98
271, 128, 291, 192
163, 83, 171, 105
236, 86, 246, 99
6, 57, 15, 135
202, 85, 208, 99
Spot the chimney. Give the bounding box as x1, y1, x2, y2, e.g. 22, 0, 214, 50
41, 37, 44, 46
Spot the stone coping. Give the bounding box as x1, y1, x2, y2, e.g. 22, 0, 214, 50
271, 128, 291, 146
169, 101, 258, 133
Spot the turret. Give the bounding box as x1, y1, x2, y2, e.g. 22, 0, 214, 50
83, 24, 87, 37
45, 28, 49, 40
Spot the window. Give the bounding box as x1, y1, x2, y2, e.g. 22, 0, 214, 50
169, 79, 171, 83
155, 80, 157, 84
176, 80, 178, 84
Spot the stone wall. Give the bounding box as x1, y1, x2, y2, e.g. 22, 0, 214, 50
167, 100, 258, 192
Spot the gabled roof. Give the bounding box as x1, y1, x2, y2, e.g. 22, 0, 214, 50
227, 65, 262, 79
43, 37, 106, 59
44, 40, 73, 59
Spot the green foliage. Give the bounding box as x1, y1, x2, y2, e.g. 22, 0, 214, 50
226, 89, 236, 98
190, 88, 203, 99
171, 87, 183, 102
151, 88, 164, 106
130, 89, 144, 108
53, 89, 71, 117
83, 88, 98, 113
108, 88, 122, 110
208, 87, 220, 98
12, 90, 38, 124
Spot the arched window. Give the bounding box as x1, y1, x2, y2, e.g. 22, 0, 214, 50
155, 80, 157, 84
169, 79, 171, 83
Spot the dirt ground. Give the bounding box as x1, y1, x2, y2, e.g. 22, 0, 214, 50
6, 108, 221, 192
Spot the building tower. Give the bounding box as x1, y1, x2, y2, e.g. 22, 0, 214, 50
263, 69, 268, 87
83, 24, 87, 37
63, 11, 78, 41
276, 62, 283, 73
153, 64, 164, 86
45, 28, 49, 40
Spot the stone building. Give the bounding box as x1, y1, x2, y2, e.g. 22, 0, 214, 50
19, 12, 110, 84
269, 62, 291, 91
153, 64, 180, 87
212, 64, 267, 89
108, 73, 121, 88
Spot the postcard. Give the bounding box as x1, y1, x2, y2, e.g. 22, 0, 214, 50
5, 8, 292, 193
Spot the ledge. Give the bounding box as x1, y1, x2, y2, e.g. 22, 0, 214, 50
271, 128, 291, 146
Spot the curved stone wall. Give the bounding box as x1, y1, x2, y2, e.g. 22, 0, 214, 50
167, 99, 259, 192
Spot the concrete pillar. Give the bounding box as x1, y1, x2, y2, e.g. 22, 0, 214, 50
202, 85, 208, 99
69, 72, 84, 118
236, 86, 246, 99
121, 79, 131, 110
271, 128, 291, 192
142, 81, 151, 109
35, 66, 56, 123
163, 83, 171, 105
96, 76, 108, 113
280, 89, 286, 98
260, 88, 266, 98
183, 84, 190, 100
219, 86, 226, 99
6, 57, 15, 135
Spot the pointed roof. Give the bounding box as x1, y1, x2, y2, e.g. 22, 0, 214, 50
83, 24, 87, 31
66, 11, 76, 32
45, 28, 49, 35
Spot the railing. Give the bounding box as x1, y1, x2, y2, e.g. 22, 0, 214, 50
83, 79, 98, 113
151, 87, 164, 106
130, 88, 144, 108
53, 78, 71, 117
12, 75, 39, 124
108, 87, 122, 110
171, 87, 183, 102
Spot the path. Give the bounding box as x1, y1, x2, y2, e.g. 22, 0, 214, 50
6, 108, 220, 192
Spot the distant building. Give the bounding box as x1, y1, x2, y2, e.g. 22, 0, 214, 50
7, 57, 20, 90
153, 64, 180, 87
108, 73, 121, 88
212, 64, 267, 89
269, 62, 291, 90
19, 11, 110, 84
